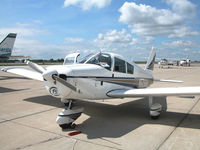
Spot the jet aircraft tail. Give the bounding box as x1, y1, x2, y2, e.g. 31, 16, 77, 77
0, 33, 17, 57
145, 47, 156, 73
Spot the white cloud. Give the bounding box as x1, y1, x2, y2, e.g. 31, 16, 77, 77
119, 2, 182, 26
94, 29, 135, 49
139, 36, 155, 44
0, 23, 96, 59
65, 37, 85, 43
64, 0, 111, 10
94, 29, 154, 49
166, 0, 196, 17
12, 37, 94, 59
0, 24, 47, 37
168, 26, 199, 38
119, 1, 198, 38
97, 29, 133, 43
162, 40, 200, 48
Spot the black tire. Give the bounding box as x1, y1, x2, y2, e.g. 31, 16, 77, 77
59, 123, 72, 129
151, 115, 160, 120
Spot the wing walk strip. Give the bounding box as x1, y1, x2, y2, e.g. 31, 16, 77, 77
156, 97, 200, 150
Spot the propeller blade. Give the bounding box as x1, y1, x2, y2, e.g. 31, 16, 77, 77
52, 75, 77, 92
25, 60, 46, 74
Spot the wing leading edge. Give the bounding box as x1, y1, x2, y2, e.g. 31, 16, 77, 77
107, 86, 200, 98
1, 67, 43, 81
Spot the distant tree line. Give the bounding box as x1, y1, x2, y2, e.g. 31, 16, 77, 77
0, 58, 64, 63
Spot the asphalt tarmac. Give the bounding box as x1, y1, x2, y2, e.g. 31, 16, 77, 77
0, 64, 200, 150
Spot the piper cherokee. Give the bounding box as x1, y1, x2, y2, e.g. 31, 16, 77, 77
2, 47, 200, 129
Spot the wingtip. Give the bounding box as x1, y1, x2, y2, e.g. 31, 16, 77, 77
1, 67, 8, 72
1, 67, 17, 72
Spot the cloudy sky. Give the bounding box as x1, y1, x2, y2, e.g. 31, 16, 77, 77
0, 0, 200, 61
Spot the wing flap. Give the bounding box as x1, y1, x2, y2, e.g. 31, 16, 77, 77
107, 87, 200, 98
1, 67, 43, 81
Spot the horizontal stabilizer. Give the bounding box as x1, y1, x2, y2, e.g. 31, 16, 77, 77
1, 67, 43, 81
107, 86, 200, 98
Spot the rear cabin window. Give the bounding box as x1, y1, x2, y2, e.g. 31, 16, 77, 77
114, 57, 126, 73
127, 63, 134, 74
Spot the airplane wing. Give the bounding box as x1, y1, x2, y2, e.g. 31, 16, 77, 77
107, 86, 200, 98
1, 67, 43, 81
153, 78, 183, 83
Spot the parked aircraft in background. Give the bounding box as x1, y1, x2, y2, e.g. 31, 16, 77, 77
0, 33, 30, 60
179, 57, 191, 66
158, 57, 191, 68
158, 59, 176, 68
2, 47, 200, 129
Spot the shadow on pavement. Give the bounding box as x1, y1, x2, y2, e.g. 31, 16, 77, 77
24, 95, 200, 139
0, 87, 29, 93
0, 75, 31, 81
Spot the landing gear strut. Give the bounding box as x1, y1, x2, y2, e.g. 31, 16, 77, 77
56, 99, 84, 130
61, 98, 75, 108
149, 96, 162, 119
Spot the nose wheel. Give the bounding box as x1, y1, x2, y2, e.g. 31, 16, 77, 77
59, 123, 73, 129
57, 99, 84, 130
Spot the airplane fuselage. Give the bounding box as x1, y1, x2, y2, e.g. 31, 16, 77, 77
44, 63, 153, 100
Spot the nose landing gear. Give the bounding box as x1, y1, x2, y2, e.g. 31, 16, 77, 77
56, 99, 84, 130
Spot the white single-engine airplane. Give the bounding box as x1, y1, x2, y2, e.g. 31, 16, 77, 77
2, 47, 200, 129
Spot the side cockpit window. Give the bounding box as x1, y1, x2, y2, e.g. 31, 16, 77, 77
99, 53, 111, 70
114, 57, 126, 73
127, 62, 134, 74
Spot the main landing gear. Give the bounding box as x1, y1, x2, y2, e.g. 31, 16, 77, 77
57, 97, 163, 129
56, 99, 84, 130
149, 96, 162, 119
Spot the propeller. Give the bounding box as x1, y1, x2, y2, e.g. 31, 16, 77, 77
52, 75, 77, 92
25, 60, 77, 92
25, 60, 46, 73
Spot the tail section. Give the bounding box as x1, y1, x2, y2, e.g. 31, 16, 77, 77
0, 33, 17, 57
145, 47, 156, 72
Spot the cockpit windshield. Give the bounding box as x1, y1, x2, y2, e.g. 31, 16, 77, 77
78, 53, 94, 64
85, 52, 111, 70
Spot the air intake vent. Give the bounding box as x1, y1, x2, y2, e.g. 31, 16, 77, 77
59, 74, 67, 80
